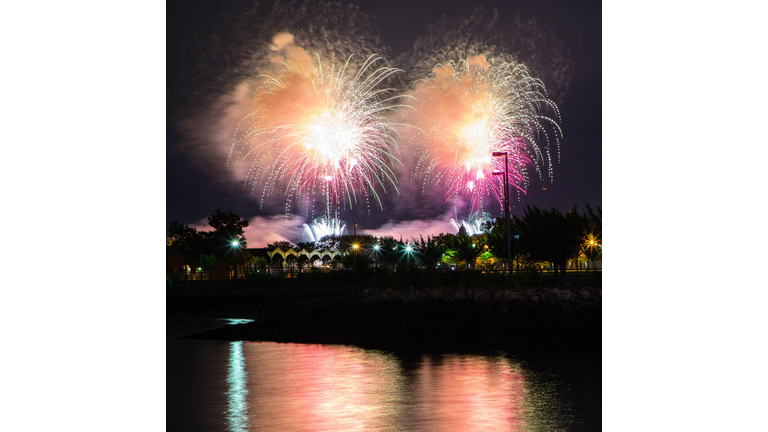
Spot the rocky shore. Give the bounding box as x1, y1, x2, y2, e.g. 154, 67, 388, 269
172, 279, 601, 352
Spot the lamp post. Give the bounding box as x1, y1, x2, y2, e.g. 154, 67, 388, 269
232, 240, 239, 279
374, 243, 380, 269
405, 243, 413, 277
353, 222, 358, 260
492, 151, 512, 274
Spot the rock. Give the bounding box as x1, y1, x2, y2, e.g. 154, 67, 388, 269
580, 289, 590, 300
530, 295, 540, 303
543, 291, 558, 302
558, 289, 572, 300
454, 289, 467, 301
432, 288, 444, 300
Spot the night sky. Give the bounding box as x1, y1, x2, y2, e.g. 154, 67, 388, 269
167, 0, 601, 246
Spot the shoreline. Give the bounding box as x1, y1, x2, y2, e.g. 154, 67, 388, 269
170, 279, 601, 353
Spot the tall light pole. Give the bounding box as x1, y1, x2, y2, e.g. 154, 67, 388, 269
492, 151, 512, 274
231, 240, 240, 279
353, 222, 358, 258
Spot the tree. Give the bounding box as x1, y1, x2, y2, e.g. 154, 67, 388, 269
412, 235, 447, 270
316, 235, 341, 251
253, 256, 268, 272
513, 205, 585, 277
167, 221, 204, 265
296, 254, 309, 271
582, 203, 602, 271
483, 217, 520, 269
376, 235, 403, 271
342, 250, 373, 272
450, 231, 484, 269
267, 240, 296, 251
206, 209, 249, 265
198, 253, 216, 271
168, 209, 251, 268
296, 241, 316, 251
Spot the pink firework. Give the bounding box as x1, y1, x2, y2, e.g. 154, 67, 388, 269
408, 55, 561, 213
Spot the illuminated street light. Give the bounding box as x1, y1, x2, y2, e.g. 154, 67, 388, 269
232, 240, 240, 279
492, 151, 512, 274
404, 243, 414, 275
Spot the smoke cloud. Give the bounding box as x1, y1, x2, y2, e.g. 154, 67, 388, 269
363, 208, 456, 241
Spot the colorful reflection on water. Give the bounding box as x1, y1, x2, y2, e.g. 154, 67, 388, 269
411, 355, 528, 431
218, 341, 572, 431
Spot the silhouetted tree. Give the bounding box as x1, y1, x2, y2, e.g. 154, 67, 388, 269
267, 240, 296, 251
483, 217, 521, 269
412, 235, 447, 270
168, 209, 250, 267
205, 209, 249, 266
376, 235, 403, 271
513, 205, 585, 277
167, 221, 204, 266
450, 231, 485, 269
296, 241, 315, 251
582, 203, 602, 270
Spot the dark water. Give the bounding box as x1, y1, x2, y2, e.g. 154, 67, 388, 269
168, 317, 600, 431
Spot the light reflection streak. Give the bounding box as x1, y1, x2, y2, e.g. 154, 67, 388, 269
412, 355, 528, 431
242, 342, 407, 431
226, 341, 249, 432
220, 342, 567, 431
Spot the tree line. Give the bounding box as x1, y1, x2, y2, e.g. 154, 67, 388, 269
167, 209, 250, 271
167, 204, 601, 276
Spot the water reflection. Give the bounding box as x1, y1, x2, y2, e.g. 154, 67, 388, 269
412, 355, 528, 431
221, 342, 573, 431
242, 343, 407, 431
226, 342, 249, 432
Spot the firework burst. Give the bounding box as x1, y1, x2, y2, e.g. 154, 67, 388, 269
408, 55, 562, 213
451, 210, 493, 236
230, 48, 408, 217
302, 215, 347, 243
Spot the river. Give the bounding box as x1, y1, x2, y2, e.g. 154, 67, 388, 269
167, 316, 600, 431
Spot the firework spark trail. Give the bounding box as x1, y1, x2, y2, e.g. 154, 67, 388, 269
229, 37, 410, 217
407, 55, 562, 215
302, 214, 348, 243
451, 210, 493, 236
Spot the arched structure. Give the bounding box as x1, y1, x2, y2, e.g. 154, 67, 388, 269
267, 247, 347, 264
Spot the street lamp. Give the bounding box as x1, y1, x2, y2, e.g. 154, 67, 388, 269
232, 240, 240, 279
405, 243, 413, 276
373, 243, 380, 269
492, 151, 512, 274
